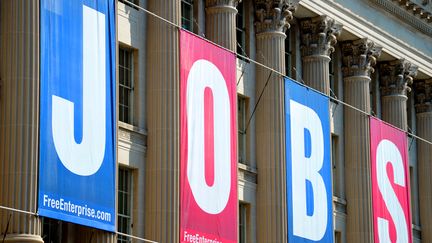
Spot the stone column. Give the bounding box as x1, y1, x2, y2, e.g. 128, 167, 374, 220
205, 0, 240, 51
299, 16, 342, 95
380, 59, 418, 130
254, 1, 296, 242
414, 79, 432, 242
0, 1, 43, 242
342, 38, 381, 243
145, 0, 180, 243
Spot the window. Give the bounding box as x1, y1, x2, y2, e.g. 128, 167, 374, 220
236, 1, 247, 58
410, 166, 415, 222
181, 0, 194, 31
329, 51, 337, 97
239, 203, 249, 243
42, 218, 62, 243
238, 95, 247, 164
285, 29, 292, 77
335, 231, 342, 243
331, 135, 340, 197
118, 168, 133, 243
119, 47, 134, 124
119, 0, 139, 10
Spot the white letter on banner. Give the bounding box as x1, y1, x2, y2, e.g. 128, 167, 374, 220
186, 59, 231, 214
290, 100, 327, 241
52, 5, 106, 176
376, 139, 408, 243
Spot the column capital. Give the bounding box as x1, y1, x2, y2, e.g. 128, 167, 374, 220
299, 15, 342, 57
380, 59, 418, 97
341, 38, 382, 78
206, 0, 241, 8
414, 79, 432, 113
254, 0, 298, 34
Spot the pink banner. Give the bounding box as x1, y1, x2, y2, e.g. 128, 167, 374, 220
180, 30, 237, 243
370, 117, 412, 243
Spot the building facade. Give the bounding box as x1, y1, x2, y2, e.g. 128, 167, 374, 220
1, 0, 432, 242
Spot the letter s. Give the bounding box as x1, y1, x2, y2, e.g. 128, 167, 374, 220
376, 139, 408, 243
52, 5, 106, 176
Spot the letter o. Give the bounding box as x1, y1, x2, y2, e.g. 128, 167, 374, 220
186, 59, 231, 214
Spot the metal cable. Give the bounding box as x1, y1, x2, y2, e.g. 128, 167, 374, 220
122, 0, 432, 146
0, 205, 159, 243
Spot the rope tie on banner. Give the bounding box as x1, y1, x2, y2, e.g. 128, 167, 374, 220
408, 127, 415, 151
88, 231, 94, 243
236, 41, 251, 88
236, 67, 246, 87
292, 67, 305, 85
245, 70, 273, 134
1, 214, 11, 243
193, 18, 205, 38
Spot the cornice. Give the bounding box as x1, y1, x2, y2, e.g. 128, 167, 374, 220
368, 0, 432, 37
299, 0, 432, 77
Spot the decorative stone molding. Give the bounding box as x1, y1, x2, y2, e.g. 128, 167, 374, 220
414, 79, 432, 113
206, 0, 241, 8
299, 1, 432, 75
341, 38, 382, 78
299, 15, 342, 57
254, 0, 299, 34
238, 164, 258, 184
368, 0, 432, 37
379, 59, 418, 96
119, 126, 147, 146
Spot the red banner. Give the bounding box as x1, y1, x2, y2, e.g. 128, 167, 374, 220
370, 117, 412, 243
180, 30, 237, 243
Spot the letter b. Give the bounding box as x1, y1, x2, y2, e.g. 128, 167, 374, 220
290, 100, 327, 241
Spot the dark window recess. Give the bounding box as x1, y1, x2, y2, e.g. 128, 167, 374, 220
118, 168, 133, 243
236, 1, 247, 59
119, 47, 134, 124
181, 0, 194, 31
119, 0, 139, 10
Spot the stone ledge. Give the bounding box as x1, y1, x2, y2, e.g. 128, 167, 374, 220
333, 196, 347, 214
238, 162, 257, 184
118, 122, 147, 147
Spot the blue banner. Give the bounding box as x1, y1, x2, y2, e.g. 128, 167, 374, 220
39, 0, 116, 232
285, 78, 333, 242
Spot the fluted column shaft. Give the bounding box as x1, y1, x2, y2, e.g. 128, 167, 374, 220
417, 112, 432, 241
300, 16, 342, 95
255, 29, 286, 243
382, 95, 408, 130
205, 0, 238, 51
254, 1, 297, 241
302, 55, 331, 94
0, 1, 42, 242
414, 79, 432, 242
380, 59, 418, 131
342, 39, 381, 243
145, 0, 180, 243
344, 76, 374, 243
